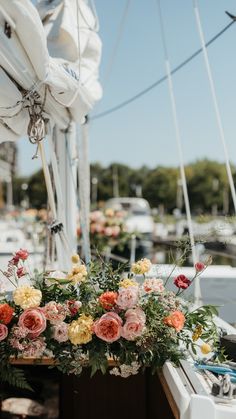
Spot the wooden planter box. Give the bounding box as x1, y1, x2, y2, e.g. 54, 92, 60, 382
0, 358, 179, 419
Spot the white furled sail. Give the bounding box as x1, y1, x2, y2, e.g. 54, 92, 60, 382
0, 0, 102, 267
0, 0, 102, 139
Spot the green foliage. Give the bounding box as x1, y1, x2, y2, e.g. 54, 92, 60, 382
13, 159, 235, 214
0, 344, 33, 392
0, 253, 223, 388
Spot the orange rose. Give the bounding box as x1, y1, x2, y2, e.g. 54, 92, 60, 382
164, 310, 185, 332
99, 291, 118, 310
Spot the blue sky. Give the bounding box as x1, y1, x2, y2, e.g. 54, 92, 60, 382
18, 0, 236, 175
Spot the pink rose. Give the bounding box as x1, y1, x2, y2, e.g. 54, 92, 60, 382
174, 275, 191, 290
18, 308, 47, 338
104, 227, 113, 237
111, 226, 120, 238
122, 308, 146, 341
195, 262, 205, 272
43, 301, 68, 325
90, 211, 103, 222
15, 249, 29, 261
0, 324, 8, 341
94, 312, 123, 343
116, 287, 139, 310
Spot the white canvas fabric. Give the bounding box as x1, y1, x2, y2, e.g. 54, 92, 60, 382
0, 67, 29, 142
37, 0, 102, 120
0, 0, 102, 142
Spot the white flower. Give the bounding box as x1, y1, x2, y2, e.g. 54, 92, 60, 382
52, 322, 68, 343
110, 362, 140, 378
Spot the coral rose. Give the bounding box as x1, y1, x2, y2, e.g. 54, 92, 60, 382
0, 303, 14, 325
99, 291, 118, 310
116, 287, 139, 310
122, 308, 146, 341
18, 308, 47, 338
164, 311, 185, 332
0, 324, 8, 341
94, 312, 122, 343
174, 275, 191, 290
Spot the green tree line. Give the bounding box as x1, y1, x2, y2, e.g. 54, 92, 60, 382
12, 159, 235, 214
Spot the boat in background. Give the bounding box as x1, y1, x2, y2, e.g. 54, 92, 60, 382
105, 197, 154, 260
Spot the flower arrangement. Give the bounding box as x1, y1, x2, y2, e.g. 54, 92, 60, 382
0, 249, 223, 390
77, 208, 132, 253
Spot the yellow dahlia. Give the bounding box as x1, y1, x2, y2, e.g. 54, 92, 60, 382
68, 314, 94, 345
13, 285, 42, 309
67, 264, 87, 285
119, 278, 138, 288
131, 258, 152, 275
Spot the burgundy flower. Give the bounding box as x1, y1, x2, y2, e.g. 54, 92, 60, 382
174, 275, 191, 289
9, 255, 20, 266
17, 267, 26, 278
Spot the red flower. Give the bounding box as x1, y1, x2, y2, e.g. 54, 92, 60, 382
15, 249, 29, 261
16, 267, 26, 278
195, 262, 205, 272
174, 275, 191, 289
99, 291, 118, 310
9, 255, 20, 266
0, 303, 14, 325
67, 300, 81, 316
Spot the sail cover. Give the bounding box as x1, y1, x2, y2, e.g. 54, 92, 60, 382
0, 0, 102, 141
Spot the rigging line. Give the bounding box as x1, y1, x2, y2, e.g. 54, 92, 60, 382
193, 0, 236, 214
103, 0, 132, 87
91, 19, 235, 120
156, 1, 197, 270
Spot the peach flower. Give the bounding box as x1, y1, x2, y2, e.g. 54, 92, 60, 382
143, 278, 164, 294
94, 312, 123, 343
164, 311, 185, 332
18, 308, 47, 338
43, 301, 68, 325
0, 324, 8, 341
116, 287, 139, 310
122, 308, 146, 341
99, 291, 118, 310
